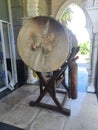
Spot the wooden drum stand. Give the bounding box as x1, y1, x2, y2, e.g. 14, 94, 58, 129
17, 16, 79, 116
29, 47, 79, 116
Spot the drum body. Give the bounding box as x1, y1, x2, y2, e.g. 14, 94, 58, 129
17, 16, 69, 72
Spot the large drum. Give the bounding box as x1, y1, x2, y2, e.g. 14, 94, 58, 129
17, 16, 69, 72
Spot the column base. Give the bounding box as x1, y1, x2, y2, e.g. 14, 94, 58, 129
87, 84, 95, 93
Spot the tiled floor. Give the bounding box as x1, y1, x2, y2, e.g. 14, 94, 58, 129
0, 84, 98, 130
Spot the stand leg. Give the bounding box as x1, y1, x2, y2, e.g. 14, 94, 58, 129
29, 73, 71, 116
29, 101, 70, 116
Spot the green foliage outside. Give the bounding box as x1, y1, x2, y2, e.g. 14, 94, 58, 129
78, 41, 90, 55
61, 8, 73, 25
61, 7, 90, 56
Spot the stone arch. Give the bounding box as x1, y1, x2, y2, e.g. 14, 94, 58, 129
55, 0, 83, 19
55, 1, 92, 55
55, 0, 93, 91
55, 1, 93, 50
55, 0, 92, 30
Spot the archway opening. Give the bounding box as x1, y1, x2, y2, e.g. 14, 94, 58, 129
60, 4, 90, 92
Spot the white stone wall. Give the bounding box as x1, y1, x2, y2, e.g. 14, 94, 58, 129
94, 0, 98, 6
27, 0, 39, 17
86, 0, 98, 91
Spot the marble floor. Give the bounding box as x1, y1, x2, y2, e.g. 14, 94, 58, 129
0, 84, 98, 130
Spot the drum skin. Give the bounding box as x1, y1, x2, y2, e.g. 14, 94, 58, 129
17, 16, 69, 72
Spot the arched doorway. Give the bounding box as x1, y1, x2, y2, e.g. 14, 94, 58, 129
56, 2, 92, 92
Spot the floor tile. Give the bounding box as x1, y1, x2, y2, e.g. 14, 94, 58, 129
2, 105, 41, 129
0, 84, 98, 130
27, 110, 66, 130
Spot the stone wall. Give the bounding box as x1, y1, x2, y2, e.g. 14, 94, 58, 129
11, 0, 23, 59
86, 0, 98, 92
22, 0, 51, 17
26, 0, 39, 17
11, 0, 23, 41
38, 0, 51, 16
51, 0, 65, 17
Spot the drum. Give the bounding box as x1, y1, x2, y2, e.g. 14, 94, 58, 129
17, 16, 69, 72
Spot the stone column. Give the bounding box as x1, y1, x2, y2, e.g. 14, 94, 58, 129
87, 33, 93, 91
27, 0, 39, 17
87, 6, 98, 92
87, 33, 98, 92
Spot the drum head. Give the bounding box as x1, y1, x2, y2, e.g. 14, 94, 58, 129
17, 16, 69, 72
